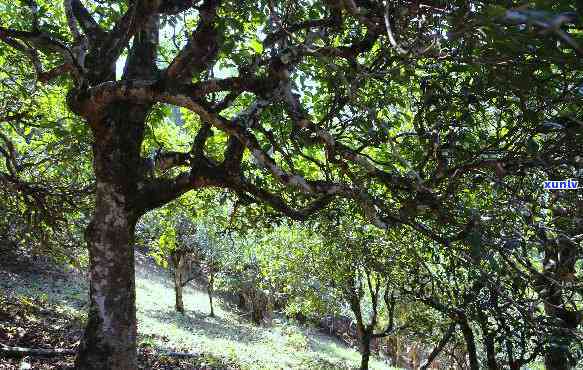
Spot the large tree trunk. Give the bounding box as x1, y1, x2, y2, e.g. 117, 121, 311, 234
75, 102, 148, 369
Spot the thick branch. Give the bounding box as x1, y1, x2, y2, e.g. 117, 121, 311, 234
154, 151, 191, 171
134, 156, 226, 214
0, 27, 81, 82
0, 27, 72, 58
70, 0, 105, 41
97, 0, 171, 74
64, 0, 82, 41
235, 179, 334, 221
72, 78, 401, 228
263, 17, 337, 48
159, 0, 198, 15
191, 122, 213, 157
165, 0, 221, 80
122, 14, 160, 80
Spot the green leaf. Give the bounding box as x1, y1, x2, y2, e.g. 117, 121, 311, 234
249, 38, 263, 54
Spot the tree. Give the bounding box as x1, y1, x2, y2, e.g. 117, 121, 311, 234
399, 170, 582, 369
1, 1, 582, 368
154, 214, 197, 314
318, 216, 404, 370
138, 195, 228, 315
0, 47, 93, 263
248, 210, 409, 369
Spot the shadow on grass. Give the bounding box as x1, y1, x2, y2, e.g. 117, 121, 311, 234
0, 244, 88, 312
141, 306, 265, 345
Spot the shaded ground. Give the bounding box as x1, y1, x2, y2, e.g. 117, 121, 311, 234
0, 247, 393, 369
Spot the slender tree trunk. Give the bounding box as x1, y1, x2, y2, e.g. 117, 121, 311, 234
346, 279, 373, 370
420, 322, 455, 370
359, 331, 372, 370
541, 202, 581, 370
542, 243, 570, 370
458, 316, 479, 370
175, 268, 185, 314
477, 310, 498, 370
74, 102, 148, 369
482, 329, 497, 370
208, 270, 215, 317
170, 252, 185, 313
543, 290, 575, 370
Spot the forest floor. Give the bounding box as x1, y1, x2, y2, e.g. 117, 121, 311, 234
0, 247, 393, 369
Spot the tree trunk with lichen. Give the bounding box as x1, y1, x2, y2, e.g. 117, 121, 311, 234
74, 102, 148, 369
70, 15, 160, 369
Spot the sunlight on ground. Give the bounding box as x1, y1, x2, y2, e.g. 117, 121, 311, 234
0, 254, 396, 369
135, 257, 395, 369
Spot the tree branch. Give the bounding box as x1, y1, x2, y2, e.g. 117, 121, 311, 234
419, 322, 456, 370
154, 151, 191, 171
0, 27, 82, 82
165, 0, 221, 81
70, 0, 105, 41
234, 178, 334, 221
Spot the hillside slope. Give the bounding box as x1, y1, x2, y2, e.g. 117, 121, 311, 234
0, 248, 394, 369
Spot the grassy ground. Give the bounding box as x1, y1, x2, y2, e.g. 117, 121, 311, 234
134, 250, 392, 369
0, 248, 395, 369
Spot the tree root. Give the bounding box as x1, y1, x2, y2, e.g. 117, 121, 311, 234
0, 344, 200, 359
0, 344, 76, 358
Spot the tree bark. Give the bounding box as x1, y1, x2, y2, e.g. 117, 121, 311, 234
175, 265, 185, 314
74, 102, 148, 370
458, 315, 479, 370
542, 244, 572, 370
420, 322, 456, 370
477, 310, 498, 370
543, 292, 576, 370
208, 270, 215, 317
359, 331, 372, 370
541, 202, 582, 370
346, 276, 374, 370
482, 328, 497, 370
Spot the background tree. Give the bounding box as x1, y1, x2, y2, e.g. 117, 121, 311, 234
0, 36, 93, 264
138, 193, 229, 315
243, 209, 411, 369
